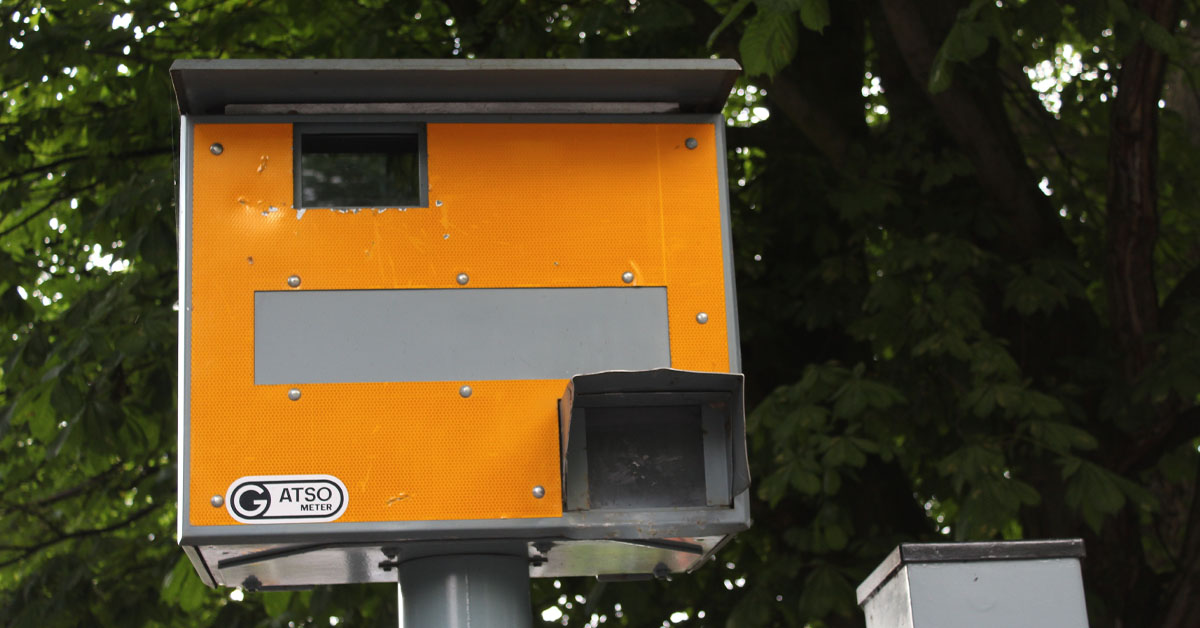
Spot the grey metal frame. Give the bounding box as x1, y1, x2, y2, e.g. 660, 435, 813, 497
856, 539, 1087, 606
857, 539, 1089, 628
169, 59, 741, 115
177, 112, 745, 552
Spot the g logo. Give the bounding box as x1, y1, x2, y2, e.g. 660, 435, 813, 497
224, 475, 347, 524
232, 483, 270, 518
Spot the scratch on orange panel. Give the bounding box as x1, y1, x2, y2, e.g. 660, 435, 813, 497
375, 219, 399, 286
654, 126, 669, 279
629, 260, 644, 285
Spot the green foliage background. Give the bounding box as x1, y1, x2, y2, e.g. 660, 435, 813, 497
2, 0, 1199, 626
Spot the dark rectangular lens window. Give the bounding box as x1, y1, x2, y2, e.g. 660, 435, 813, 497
585, 405, 707, 509
300, 133, 421, 208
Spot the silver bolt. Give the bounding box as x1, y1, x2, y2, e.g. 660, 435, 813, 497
696, 312, 709, 324
210, 143, 224, 155
435, 200, 444, 207
456, 273, 469, 285
287, 275, 301, 288
685, 137, 698, 150
211, 495, 224, 507
622, 271, 634, 284
459, 385, 473, 398
532, 485, 546, 499
288, 388, 301, 401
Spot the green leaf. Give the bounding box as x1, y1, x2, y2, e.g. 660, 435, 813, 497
796, 565, 854, 618
726, 586, 775, 626
823, 468, 842, 494
27, 398, 56, 443
1027, 421, 1099, 451
1064, 461, 1128, 532
970, 340, 1020, 378
1004, 273, 1067, 315
262, 591, 294, 617
45, 412, 77, 459
928, 19, 992, 92
739, 10, 799, 77
162, 556, 208, 613
1140, 18, 1179, 57
50, 378, 83, 419
40, 361, 69, 384
1108, 0, 1131, 22
823, 437, 868, 468
941, 21, 991, 62
758, 465, 792, 507
792, 403, 828, 430
828, 184, 900, 221
790, 467, 822, 495
940, 445, 1004, 484
832, 372, 905, 419
992, 383, 1023, 410
1008, 479, 1042, 506
706, 0, 752, 49
823, 523, 848, 550
756, 0, 803, 10
798, 0, 831, 33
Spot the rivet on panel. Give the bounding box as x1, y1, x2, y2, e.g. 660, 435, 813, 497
696, 312, 709, 324
287, 275, 301, 288
210, 495, 224, 508
288, 388, 301, 401
532, 485, 546, 499
685, 137, 698, 150
210, 143, 224, 155
456, 273, 469, 286
435, 200, 444, 207
459, 385, 473, 398
621, 271, 634, 284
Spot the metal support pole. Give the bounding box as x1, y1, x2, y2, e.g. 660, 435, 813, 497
397, 554, 532, 628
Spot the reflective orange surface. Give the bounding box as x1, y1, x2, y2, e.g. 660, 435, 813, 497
189, 122, 729, 526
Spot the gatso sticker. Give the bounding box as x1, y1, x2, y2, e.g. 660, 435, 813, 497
225, 475, 347, 524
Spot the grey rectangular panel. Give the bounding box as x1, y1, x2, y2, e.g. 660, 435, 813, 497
254, 287, 669, 385
906, 560, 1088, 628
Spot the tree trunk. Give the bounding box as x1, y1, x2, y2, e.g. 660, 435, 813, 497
1105, 0, 1176, 377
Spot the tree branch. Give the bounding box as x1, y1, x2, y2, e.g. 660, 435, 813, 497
878, 0, 1066, 259
761, 76, 853, 167
0, 503, 161, 569
27, 460, 125, 507
999, 69, 1101, 220
1161, 451, 1200, 626
0, 146, 171, 186
725, 124, 787, 149
679, 0, 856, 169
0, 501, 65, 537
1118, 406, 1200, 474
0, 180, 102, 238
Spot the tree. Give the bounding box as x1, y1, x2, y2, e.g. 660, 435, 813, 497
2, 0, 1198, 626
